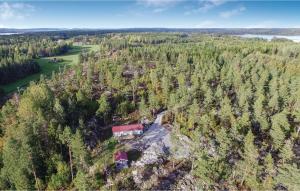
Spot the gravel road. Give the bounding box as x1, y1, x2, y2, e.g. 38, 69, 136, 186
126, 111, 171, 151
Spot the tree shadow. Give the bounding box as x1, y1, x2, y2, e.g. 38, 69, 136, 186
62, 45, 90, 56
151, 160, 192, 190
127, 149, 142, 165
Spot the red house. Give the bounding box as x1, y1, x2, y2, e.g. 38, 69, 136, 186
114, 151, 128, 169
112, 124, 144, 138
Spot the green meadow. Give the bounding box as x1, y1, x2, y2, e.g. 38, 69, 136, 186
0, 45, 98, 93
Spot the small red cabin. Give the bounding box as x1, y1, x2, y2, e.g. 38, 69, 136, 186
114, 151, 128, 161
114, 151, 128, 170
112, 124, 144, 137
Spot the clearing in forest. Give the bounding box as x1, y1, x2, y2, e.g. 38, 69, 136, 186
0, 45, 99, 93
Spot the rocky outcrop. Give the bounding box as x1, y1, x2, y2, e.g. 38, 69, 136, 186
175, 174, 198, 191
133, 141, 169, 167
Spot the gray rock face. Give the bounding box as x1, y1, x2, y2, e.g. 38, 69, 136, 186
127, 112, 171, 167
176, 174, 199, 191
169, 133, 192, 159
134, 141, 168, 167
132, 169, 143, 185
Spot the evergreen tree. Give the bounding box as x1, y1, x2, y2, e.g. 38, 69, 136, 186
71, 129, 89, 171
73, 170, 90, 191
275, 164, 300, 190
262, 153, 275, 190
279, 139, 294, 164
96, 94, 111, 123
235, 131, 260, 190
59, 126, 74, 181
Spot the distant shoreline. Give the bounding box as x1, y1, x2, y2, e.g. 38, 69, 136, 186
237, 34, 300, 42
1, 28, 300, 36
0, 33, 20, 35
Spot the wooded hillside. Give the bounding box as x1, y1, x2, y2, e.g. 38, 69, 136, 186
0, 33, 299, 190
0, 36, 71, 85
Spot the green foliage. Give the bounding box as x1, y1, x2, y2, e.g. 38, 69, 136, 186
279, 139, 294, 164
0, 37, 71, 89
139, 97, 150, 118
47, 155, 70, 190
2, 138, 34, 190
215, 127, 231, 158
0, 33, 299, 190
275, 164, 300, 190
235, 131, 260, 190
96, 94, 111, 122
116, 100, 134, 117
71, 129, 89, 171
73, 170, 90, 191
262, 153, 275, 190
270, 113, 288, 150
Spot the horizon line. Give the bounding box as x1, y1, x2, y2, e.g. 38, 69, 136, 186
1, 27, 300, 30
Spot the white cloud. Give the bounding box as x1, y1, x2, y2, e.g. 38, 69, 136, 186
138, 0, 183, 7
220, 6, 246, 18
200, 0, 226, 12
153, 7, 168, 13
138, 0, 182, 14
184, 0, 227, 15
0, 2, 34, 20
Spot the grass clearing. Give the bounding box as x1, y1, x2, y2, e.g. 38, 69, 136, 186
0, 45, 99, 93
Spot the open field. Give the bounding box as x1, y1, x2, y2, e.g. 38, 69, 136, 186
0, 45, 99, 93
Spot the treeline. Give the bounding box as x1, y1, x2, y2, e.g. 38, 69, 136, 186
0, 60, 40, 84
0, 34, 299, 190
2, 28, 300, 36
0, 36, 71, 85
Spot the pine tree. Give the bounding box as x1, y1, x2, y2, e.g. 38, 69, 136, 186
96, 94, 111, 123
2, 138, 34, 190
270, 113, 288, 150
161, 76, 170, 105
53, 98, 65, 123
275, 164, 300, 190
47, 155, 70, 190
139, 97, 149, 118
215, 127, 231, 158
262, 153, 275, 190
279, 139, 294, 164
73, 170, 90, 191
131, 71, 139, 104
220, 96, 233, 124
193, 150, 215, 189
59, 126, 74, 181
71, 129, 89, 171
235, 130, 260, 190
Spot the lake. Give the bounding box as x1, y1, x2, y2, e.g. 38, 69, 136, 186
237, 34, 300, 42
0, 33, 20, 35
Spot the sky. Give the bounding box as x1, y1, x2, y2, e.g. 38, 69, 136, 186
0, 0, 299, 28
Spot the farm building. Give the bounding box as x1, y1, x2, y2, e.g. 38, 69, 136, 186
115, 151, 128, 170
112, 124, 144, 138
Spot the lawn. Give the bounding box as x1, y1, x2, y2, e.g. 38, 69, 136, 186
0, 45, 99, 93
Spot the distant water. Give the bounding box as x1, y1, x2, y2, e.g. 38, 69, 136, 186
237, 34, 300, 42
0, 33, 19, 35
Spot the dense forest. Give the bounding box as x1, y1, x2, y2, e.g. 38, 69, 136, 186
0, 36, 71, 84
0, 33, 299, 190
2, 28, 300, 36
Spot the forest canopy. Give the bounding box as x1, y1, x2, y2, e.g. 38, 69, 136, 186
0, 33, 299, 190
0, 36, 71, 85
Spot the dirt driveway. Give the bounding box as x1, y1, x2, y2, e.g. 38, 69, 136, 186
126, 111, 171, 151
